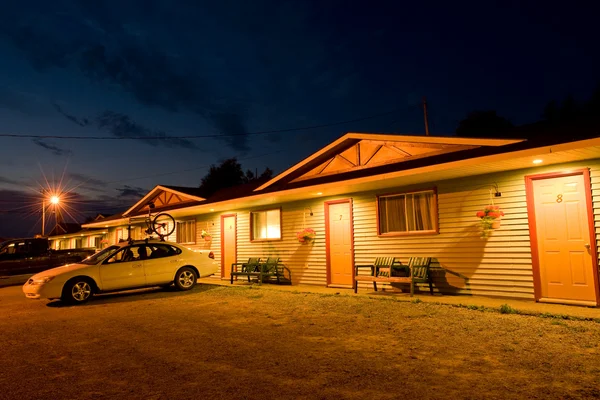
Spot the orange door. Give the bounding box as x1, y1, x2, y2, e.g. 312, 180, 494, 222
221, 215, 236, 280
326, 201, 353, 286
532, 174, 597, 303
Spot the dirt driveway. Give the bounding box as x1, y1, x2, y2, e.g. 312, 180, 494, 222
1, 283, 599, 400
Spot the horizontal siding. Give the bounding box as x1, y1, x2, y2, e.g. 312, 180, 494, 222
233, 201, 328, 285
87, 158, 600, 301
353, 159, 600, 299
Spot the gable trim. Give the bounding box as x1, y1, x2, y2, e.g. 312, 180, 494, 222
255, 132, 524, 191
123, 185, 206, 216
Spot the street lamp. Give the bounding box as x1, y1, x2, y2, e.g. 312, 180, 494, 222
42, 194, 60, 236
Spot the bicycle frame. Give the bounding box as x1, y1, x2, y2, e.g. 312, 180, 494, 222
127, 205, 176, 242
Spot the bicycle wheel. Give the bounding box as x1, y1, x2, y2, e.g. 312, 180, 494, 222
152, 213, 176, 238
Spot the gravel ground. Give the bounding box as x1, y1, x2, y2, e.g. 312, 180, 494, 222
1, 284, 600, 400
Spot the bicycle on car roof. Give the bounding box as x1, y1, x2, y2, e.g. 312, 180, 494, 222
128, 200, 175, 242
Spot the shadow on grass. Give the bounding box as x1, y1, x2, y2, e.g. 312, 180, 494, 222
46, 283, 220, 308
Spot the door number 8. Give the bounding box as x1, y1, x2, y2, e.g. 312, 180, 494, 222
556, 194, 563, 203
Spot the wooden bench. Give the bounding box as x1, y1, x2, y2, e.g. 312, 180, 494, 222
354, 257, 433, 296
230, 257, 262, 284
230, 257, 292, 285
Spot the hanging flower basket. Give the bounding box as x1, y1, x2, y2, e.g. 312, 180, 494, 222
296, 228, 316, 243
476, 205, 504, 237
201, 230, 212, 241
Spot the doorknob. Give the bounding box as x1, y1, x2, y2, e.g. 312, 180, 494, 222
584, 243, 591, 249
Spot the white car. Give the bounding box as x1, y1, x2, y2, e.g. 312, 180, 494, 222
23, 240, 218, 304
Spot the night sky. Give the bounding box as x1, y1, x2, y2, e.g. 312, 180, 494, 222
0, 1, 598, 238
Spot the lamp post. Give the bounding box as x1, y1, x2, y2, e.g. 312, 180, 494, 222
42, 199, 46, 237
42, 194, 60, 237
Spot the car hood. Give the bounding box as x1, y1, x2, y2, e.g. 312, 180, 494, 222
30, 263, 91, 279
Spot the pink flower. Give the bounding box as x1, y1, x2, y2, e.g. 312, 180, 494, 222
477, 206, 504, 219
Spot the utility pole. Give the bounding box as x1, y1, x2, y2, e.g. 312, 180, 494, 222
41, 199, 46, 237
423, 96, 430, 136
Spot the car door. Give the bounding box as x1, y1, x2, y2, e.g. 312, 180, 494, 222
99, 246, 147, 291
143, 244, 182, 285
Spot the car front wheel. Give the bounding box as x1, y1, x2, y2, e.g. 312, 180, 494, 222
173, 267, 197, 291
62, 278, 94, 304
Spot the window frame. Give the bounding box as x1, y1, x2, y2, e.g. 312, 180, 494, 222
250, 207, 282, 242
176, 219, 197, 244
376, 187, 439, 237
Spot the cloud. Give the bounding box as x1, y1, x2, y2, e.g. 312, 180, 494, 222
0, 188, 41, 237
0, 176, 21, 185
31, 138, 71, 156
66, 172, 108, 193
68, 172, 107, 187
115, 185, 147, 199
1, 8, 255, 153
0, 86, 50, 115
78, 44, 209, 113
53, 103, 89, 127
76, 45, 250, 151
96, 111, 199, 149
210, 111, 250, 153
51, 105, 199, 150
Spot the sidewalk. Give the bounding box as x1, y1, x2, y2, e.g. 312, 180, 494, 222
200, 277, 600, 321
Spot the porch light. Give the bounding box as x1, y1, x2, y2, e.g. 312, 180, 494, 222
50, 195, 60, 205
533, 159, 543, 164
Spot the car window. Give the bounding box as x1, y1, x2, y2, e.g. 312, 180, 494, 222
147, 244, 178, 259
81, 245, 119, 265
169, 245, 182, 255
5, 243, 17, 255
0, 244, 11, 256
136, 245, 149, 260
105, 248, 134, 264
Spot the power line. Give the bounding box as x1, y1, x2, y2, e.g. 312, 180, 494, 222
0, 106, 416, 141
103, 150, 282, 185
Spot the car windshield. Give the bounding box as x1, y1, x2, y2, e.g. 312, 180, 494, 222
80, 246, 120, 265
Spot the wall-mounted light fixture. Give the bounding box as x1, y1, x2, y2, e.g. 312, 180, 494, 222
492, 182, 501, 197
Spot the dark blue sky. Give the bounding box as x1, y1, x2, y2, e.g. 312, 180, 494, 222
0, 0, 598, 237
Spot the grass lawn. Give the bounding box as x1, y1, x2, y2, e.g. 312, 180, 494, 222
2, 284, 600, 399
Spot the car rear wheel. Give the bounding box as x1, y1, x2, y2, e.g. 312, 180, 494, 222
62, 278, 94, 304
173, 267, 197, 291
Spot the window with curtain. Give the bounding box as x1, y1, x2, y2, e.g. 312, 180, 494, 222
378, 190, 437, 235
251, 209, 281, 240
176, 220, 196, 244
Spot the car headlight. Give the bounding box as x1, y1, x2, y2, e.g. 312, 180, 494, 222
32, 276, 55, 285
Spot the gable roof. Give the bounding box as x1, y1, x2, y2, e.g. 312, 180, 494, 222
123, 185, 206, 216
47, 227, 107, 240
47, 223, 84, 236
82, 131, 600, 228
256, 133, 524, 191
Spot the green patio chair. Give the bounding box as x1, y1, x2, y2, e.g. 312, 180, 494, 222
230, 257, 262, 284
406, 257, 433, 296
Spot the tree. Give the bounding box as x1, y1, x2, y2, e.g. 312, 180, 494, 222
542, 87, 600, 123
455, 110, 514, 138
198, 158, 273, 198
